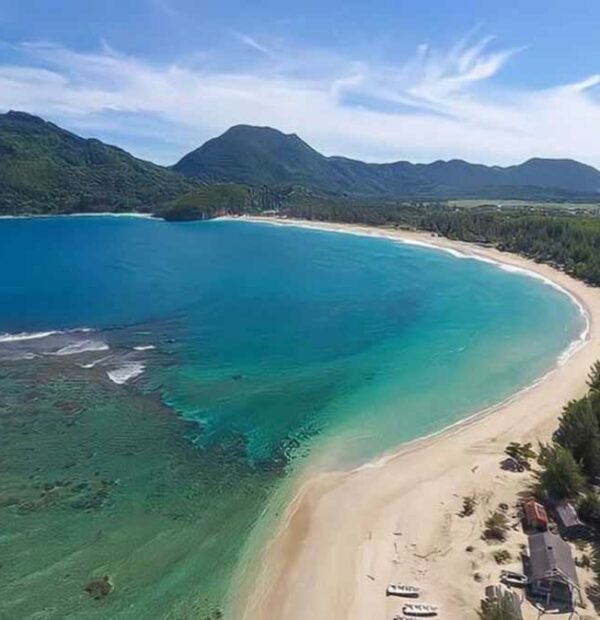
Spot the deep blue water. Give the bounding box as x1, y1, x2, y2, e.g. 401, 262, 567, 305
0, 216, 584, 460
0, 215, 585, 617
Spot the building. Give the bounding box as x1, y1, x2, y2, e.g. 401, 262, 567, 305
523, 500, 548, 532
551, 500, 587, 539
527, 532, 581, 610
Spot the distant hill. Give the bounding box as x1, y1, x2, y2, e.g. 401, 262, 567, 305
0, 111, 192, 215
174, 125, 600, 200
2, 112, 599, 217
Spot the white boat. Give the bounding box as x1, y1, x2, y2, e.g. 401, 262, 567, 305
500, 570, 528, 587
402, 603, 438, 617
386, 583, 420, 597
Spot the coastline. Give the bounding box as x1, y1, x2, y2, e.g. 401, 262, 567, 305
232, 216, 600, 620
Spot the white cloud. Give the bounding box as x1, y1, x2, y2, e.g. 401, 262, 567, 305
233, 32, 272, 57
0, 36, 599, 167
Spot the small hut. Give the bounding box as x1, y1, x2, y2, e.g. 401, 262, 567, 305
551, 500, 587, 539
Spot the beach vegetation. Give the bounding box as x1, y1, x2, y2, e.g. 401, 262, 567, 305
478, 590, 521, 620
460, 494, 477, 517
483, 511, 510, 542
492, 549, 511, 564
535, 443, 586, 501
505, 442, 536, 468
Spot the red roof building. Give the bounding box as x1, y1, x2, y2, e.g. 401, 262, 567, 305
524, 500, 549, 532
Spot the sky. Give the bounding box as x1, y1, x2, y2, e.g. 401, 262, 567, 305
1, 0, 600, 167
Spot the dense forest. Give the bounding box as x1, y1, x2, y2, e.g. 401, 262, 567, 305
174, 124, 600, 200
289, 201, 600, 285
0, 111, 193, 215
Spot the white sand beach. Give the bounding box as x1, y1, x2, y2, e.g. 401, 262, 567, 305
235, 217, 600, 620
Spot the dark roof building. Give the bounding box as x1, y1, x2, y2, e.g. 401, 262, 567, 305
552, 500, 587, 539
528, 532, 580, 610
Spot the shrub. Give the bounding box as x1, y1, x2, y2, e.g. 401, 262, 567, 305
478, 590, 519, 620
483, 511, 510, 542
493, 549, 511, 564
460, 495, 477, 517
505, 442, 536, 467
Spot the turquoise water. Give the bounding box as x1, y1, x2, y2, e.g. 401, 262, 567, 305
0, 216, 584, 618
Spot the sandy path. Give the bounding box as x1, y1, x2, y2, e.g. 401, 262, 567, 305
233, 217, 600, 620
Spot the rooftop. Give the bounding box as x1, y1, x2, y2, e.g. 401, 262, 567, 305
528, 532, 579, 588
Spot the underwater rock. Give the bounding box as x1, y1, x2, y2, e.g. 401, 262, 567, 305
84, 574, 113, 600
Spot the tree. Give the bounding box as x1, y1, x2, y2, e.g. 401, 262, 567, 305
588, 361, 600, 393
536, 443, 586, 501
578, 492, 600, 531
554, 397, 600, 480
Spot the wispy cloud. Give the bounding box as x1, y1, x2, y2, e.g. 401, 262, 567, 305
1, 35, 599, 167
233, 32, 272, 57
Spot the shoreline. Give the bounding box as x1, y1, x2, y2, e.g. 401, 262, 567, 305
231, 216, 600, 620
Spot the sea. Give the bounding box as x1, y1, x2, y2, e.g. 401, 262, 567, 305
0, 216, 586, 619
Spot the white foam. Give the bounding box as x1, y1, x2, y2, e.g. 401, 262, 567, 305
0, 327, 92, 343
133, 345, 155, 351
0, 330, 58, 343
107, 362, 145, 385
53, 340, 109, 356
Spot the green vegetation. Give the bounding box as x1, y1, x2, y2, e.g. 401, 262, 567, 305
0, 111, 192, 215
578, 493, 600, 530
492, 549, 512, 564
478, 592, 520, 620
536, 443, 586, 501
3, 112, 600, 290
417, 209, 600, 285
534, 362, 600, 535
482, 511, 510, 542
505, 442, 536, 469
173, 124, 600, 200
554, 398, 600, 479
460, 494, 477, 517
161, 184, 258, 221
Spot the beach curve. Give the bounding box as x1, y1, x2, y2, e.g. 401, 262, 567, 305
230, 216, 600, 620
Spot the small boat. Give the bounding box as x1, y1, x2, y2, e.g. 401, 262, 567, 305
500, 570, 528, 587
402, 603, 438, 617
386, 583, 420, 597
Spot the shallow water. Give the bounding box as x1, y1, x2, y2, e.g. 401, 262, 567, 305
0, 217, 584, 618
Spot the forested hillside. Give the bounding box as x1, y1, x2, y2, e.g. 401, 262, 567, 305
0, 111, 193, 215
174, 124, 600, 200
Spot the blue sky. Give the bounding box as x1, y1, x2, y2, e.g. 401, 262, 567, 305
1, 0, 600, 166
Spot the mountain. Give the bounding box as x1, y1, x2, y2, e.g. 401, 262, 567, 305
0, 111, 192, 215
2, 113, 599, 217
174, 125, 600, 200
